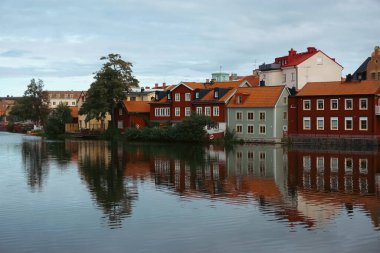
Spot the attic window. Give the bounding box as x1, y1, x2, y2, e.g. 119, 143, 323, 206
195, 92, 199, 99
167, 93, 171, 100
236, 95, 242, 104
155, 94, 159, 100
214, 90, 219, 99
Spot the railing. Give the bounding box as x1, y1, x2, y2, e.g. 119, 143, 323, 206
375, 105, 380, 115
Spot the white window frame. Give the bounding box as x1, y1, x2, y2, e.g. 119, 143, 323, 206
316, 157, 324, 172
247, 111, 254, 121
175, 107, 180, 117
196, 107, 202, 115
345, 117, 353, 130
330, 117, 338, 130
175, 93, 180, 102
205, 107, 211, 116
185, 93, 191, 101
359, 117, 368, 131
345, 158, 353, 173
235, 124, 243, 134
345, 99, 353, 110
317, 99, 324, 110
303, 100, 311, 110
330, 99, 338, 110
247, 124, 254, 134
330, 157, 338, 173
316, 117, 324, 130
359, 98, 368, 110
185, 107, 191, 117
213, 106, 219, 116
259, 111, 266, 121
359, 159, 368, 174
236, 111, 242, 121
259, 124, 266, 135
303, 117, 311, 130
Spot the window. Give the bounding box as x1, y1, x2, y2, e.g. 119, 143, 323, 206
72, 101, 75, 105
167, 93, 171, 100
205, 107, 211, 116
317, 99, 324, 110
331, 99, 338, 110
185, 93, 191, 101
213, 106, 219, 116
175, 107, 180, 117
345, 99, 353, 110
236, 111, 242, 120
316, 157, 324, 172
117, 120, 123, 129
196, 107, 202, 115
195, 92, 199, 99
303, 117, 311, 130
53, 102, 56, 105
165, 108, 170, 116
214, 90, 219, 98
70, 94, 74, 98
259, 125, 266, 135
119, 108, 123, 116
359, 117, 368, 130
247, 125, 254, 134
345, 158, 353, 173
291, 72, 295, 81
371, 72, 376, 80
283, 97, 288, 105
283, 112, 287, 120
236, 96, 242, 104
64, 94, 68, 98
359, 159, 368, 174
247, 112, 254, 121
175, 93, 180, 101
303, 100, 311, 110
259, 112, 266, 121
248, 151, 254, 160
155, 108, 159, 116
236, 124, 243, 133
330, 158, 338, 173
331, 117, 338, 130
282, 74, 286, 83
317, 117, 324, 130
185, 107, 191, 117
345, 117, 353, 130
359, 98, 368, 110
303, 156, 311, 171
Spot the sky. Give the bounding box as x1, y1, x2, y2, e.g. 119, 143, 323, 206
0, 0, 379, 97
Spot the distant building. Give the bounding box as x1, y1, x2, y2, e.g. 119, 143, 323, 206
124, 87, 156, 102
47, 90, 82, 108
113, 100, 150, 131
258, 47, 343, 90
212, 72, 229, 82
367, 46, 380, 80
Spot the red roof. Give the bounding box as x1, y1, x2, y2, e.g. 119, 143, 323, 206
122, 101, 150, 113
296, 80, 380, 97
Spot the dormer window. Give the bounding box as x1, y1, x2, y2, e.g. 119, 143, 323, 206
167, 92, 171, 100
195, 92, 199, 99
236, 95, 242, 104
214, 90, 219, 99
155, 94, 159, 101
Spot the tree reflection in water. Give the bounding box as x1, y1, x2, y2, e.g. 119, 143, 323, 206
77, 141, 138, 228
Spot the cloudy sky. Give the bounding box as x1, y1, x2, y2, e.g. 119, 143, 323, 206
1, 0, 379, 96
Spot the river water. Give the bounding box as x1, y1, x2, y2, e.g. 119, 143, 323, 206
0, 132, 379, 253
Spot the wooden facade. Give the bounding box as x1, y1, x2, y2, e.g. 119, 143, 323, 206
113, 100, 150, 131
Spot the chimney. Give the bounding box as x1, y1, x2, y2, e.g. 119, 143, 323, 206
288, 48, 297, 56
307, 47, 317, 53
206, 78, 210, 83
259, 80, 266, 87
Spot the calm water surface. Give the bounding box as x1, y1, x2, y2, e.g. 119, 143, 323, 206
0, 132, 379, 253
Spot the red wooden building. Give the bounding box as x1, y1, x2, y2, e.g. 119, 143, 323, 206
113, 100, 150, 131
149, 76, 259, 135
288, 80, 380, 143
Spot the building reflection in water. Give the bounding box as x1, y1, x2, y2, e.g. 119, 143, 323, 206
62, 140, 380, 230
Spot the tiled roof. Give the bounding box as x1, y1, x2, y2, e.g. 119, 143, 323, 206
194, 88, 236, 104
352, 57, 371, 80
296, 81, 380, 97
123, 100, 150, 113
227, 86, 285, 108
48, 91, 83, 99
239, 75, 260, 86
181, 82, 207, 90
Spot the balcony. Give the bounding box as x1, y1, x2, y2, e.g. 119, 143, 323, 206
376, 105, 380, 115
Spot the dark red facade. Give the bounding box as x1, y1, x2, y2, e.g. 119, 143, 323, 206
113, 102, 149, 131
288, 95, 380, 138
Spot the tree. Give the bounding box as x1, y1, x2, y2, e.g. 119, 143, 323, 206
9, 79, 50, 126
79, 54, 139, 127
45, 103, 72, 138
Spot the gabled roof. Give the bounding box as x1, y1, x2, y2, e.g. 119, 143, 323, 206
227, 86, 286, 108
296, 81, 380, 97
122, 100, 150, 113
194, 88, 236, 104
352, 57, 371, 80
239, 75, 260, 86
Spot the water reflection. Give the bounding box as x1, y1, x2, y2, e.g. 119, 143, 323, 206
20, 138, 380, 230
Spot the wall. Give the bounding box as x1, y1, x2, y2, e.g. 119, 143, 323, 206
260, 69, 283, 86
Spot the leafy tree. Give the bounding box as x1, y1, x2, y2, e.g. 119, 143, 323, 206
45, 103, 72, 138
9, 79, 50, 126
79, 54, 139, 127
